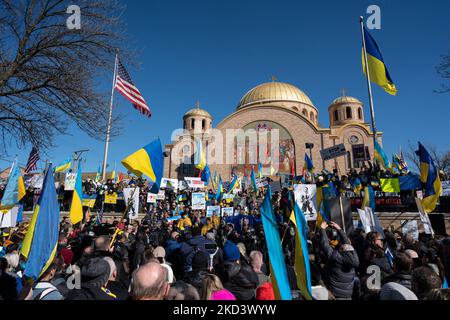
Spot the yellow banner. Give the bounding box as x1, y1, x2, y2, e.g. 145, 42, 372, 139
81, 199, 96, 208
104, 193, 118, 204
380, 178, 400, 193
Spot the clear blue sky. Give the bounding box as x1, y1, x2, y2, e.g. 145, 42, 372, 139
2, 0, 450, 172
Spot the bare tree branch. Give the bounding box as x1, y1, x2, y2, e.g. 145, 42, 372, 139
0, 0, 133, 154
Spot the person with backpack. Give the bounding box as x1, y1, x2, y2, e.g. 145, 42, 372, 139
30, 263, 64, 300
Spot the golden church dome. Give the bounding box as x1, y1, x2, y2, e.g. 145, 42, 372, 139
183, 107, 212, 119
330, 96, 363, 106
237, 81, 315, 110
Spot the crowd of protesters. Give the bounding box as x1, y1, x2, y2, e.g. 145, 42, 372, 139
0, 162, 449, 301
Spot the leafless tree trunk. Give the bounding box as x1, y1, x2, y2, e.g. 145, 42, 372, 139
0, 0, 132, 154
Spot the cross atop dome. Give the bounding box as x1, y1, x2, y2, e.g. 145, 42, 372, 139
270, 75, 277, 82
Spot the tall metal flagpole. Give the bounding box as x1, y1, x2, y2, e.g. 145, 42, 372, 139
102, 54, 118, 181
360, 16, 378, 158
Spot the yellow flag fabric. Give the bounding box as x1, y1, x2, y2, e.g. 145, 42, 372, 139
20, 204, 40, 258
104, 193, 118, 204
380, 178, 400, 193
18, 176, 26, 201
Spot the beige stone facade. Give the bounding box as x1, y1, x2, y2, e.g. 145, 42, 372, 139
164, 81, 380, 181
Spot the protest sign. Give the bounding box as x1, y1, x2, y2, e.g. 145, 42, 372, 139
0, 206, 19, 228
147, 193, 157, 204
357, 208, 372, 233
123, 187, 140, 219
401, 220, 419, 241
256, 177, 268, 188
104, 193, 118, 204
185, 177, 205, 189
161, 178, 178, 190
365, 207, 385, 239
293, 184, 317, 221
320, 144, 346, 161
64, 173, 77, 191
192, 192, 206, 210
222, 207, 234, 217
207, 205, 221, 217
156, 190, 165, 200
82, 194, 97, 208
415, 198, 434, 235
222, 193, 235, 203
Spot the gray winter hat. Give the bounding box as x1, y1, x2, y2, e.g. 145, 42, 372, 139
380, 282, 418, 300
81, 257, 111, 288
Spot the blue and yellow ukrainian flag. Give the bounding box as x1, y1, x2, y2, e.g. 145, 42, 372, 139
69, 163, 83, 225
303, 153, 314, 173
122, 139, 164, 191
177, 193, 187, 202
201, 164, 211, 185
54, 157, 72, 173
361, 185, 376, 213
290, 202, 312, 300
0, 160, 26, 208
111, 162, 117, 182
215, 176, 224, 201
21, 164, 60, 281
251, 168, 258, 192
374, 140, 392, 171
94, 165, 101, 183
194, 138, 206, 170
228, 175, 240, 193
258, 162, 263, 178
353, 177, 363, 194
260, 186, 292, 300
211, 170, 218, 190
416, 142, 442, 213
362, 26, 397, 95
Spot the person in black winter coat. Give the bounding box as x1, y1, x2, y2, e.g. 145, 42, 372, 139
183, 251, 211, 295
382, 252, 413, 290
66, 258, 117, 300
362, 232, 393, 279
217, 240, 259, 300
319, 221, 359, 300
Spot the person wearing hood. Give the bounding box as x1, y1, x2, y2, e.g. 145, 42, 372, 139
217, 240, 258, 300
319, 221, 359, 300
65, 257, 117, 300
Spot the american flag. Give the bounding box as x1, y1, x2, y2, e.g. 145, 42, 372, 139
114, 59, 151, 117
25, 147, 39, 173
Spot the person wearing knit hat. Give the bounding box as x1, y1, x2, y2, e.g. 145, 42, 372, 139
60, 248, 74, 267
65, 258, 117, 300
256, 282, 275, 300
223, 240, 241, 262
379, 282, 418, 300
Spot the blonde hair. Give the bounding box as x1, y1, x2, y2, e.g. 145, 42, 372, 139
4, 253, 19, 269
201, 274, 224, 300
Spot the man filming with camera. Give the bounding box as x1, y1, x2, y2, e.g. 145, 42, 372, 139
319, 221, 360, 300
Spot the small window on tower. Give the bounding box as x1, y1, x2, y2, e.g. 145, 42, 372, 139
358, 107, 362, 119
202, 119, 206, 130
191, 118, 195, 129
334, 110, 339, 121
346, 107, 352, 119
310, 112, 314, 121
302, 109, 307, 117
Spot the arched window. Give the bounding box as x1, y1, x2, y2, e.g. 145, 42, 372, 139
292, 106, 299, 112
310, 111, 314, 122
191, 118, 195, 129
183, 120, 186, 129
334, 110, 339, 121
346, 107, 352, 119
202, 119, 206, 130
358, 107, 362, 119
302, 109, 308, 117
347, 151, 352, 169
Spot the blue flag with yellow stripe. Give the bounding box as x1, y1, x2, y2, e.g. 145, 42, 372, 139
260, 186, 292, 300
122, 139, 164, 193
22, 165, 60, 281
362, 26, 397, 95
415, 142, 442, 213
